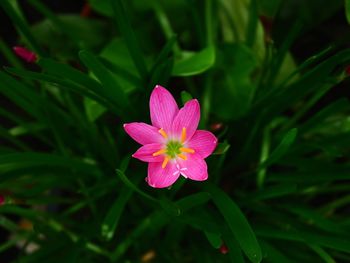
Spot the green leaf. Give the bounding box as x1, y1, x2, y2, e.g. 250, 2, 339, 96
0, 152, 99, 181
259, 49, 350, 120
260, 241, 293, 263
79, 50, 129, 110
221, 232, 245, 263
172, 46, 216, 76
0, 1, 43, 55
115, 169, 158, 204
30, 15, 108, 59
213, 142, 230, 155
0, 70, 39, 108
213, 44, 257, 120
181, 91, 193, 105
176, 192, 211, 212
101, 185, 133, 240
84, 98, 107, 122
205, 231, 222, 249
110, 0, 148, 80
251, 183, 297, 200
89, 0, 113, 16
258, 0, 282, 17
308, 244, 336, 263
203, 183, 262, 263
262, 128, 298, 167
346, 0, 350, 24
151, 35, 177, 74
38, 58, 101, 93
149, 57, 174, 89
5, 67, 117, 114
256, 225, 350, 253
299, 98, 350, 133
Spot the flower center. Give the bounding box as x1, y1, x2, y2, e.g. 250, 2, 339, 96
152, 128, 195, 169
166, 140, 182, 158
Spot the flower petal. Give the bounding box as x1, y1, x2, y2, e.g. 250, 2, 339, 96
177, 153, 208, 181
124, 122, 163, 145
147, 162, 179, 188
188, 130, 218, 158
171, 99, 200, 141
150, 85, 179, 131
132, 143, 165, 162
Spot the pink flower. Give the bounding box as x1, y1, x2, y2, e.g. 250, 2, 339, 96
13, 46, 38, 63
0, 195, 5, 206
124, 85, 218, 188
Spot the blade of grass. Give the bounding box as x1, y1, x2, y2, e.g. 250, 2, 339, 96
0, 0, 43, 55
110, 0, 148, 80
79, 50, 130, 111
203, 183, 262, 263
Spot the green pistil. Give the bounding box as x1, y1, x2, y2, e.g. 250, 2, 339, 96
166, 140, 182, 159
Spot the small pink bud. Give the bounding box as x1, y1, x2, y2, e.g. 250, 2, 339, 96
259, 16, 273, 43
13, 46, 38, 63
0, 195, 5, 206
210, 122, 223, 132
80, 3, 92, 17
345, 66, 350, 76
219, 244, 229, 254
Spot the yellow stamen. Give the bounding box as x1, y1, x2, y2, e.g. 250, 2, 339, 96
178, 153, 187, 160
162, 157, 169, 168
181, 127, 186, 143
159, 128, 168, 139
180, 147, 195, 154
152, 149, 166, 156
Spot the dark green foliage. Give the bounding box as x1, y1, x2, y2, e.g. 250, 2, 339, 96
0, 0, 350, 262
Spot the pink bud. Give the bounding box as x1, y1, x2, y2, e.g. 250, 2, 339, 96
80, 3, 92, 17
0, 195, 5, 206
210, 122, 223, 132
345, 66, 350, 76
13, 46, 38, 63
219, 244, 229, 254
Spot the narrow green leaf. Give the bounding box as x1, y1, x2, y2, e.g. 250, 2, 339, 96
176, 192, 211, 211
262, 128, 297, 167
84, 98, 106, 122
110, 0, 148, 80
285, 205, 346, 234
115, 169, 158, 203
256, 225, 350, 253
149, 57, 174, 89
205, 231, 222, 249
0, 152, 99, 179
0, 1, 43, 54
38, 58, 101, 93
79, 50, 129, 110
0, 71, 41, 118
5, 67, 118, 114
101, 186, 133, 240
345, 0, 350, 24
223, 231, 245, 263
151, 35, 177, 74
111, 211, 169, 261
27, 0, 80, 45
203, 183, 262, 263
299, 98, 349, 133
172, 46, 216, 76
213, 142, 230, 155
260, 241, 293, 263
181, 91, 193, 105
0, 37, 23, 68
251, 183, 297, 200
